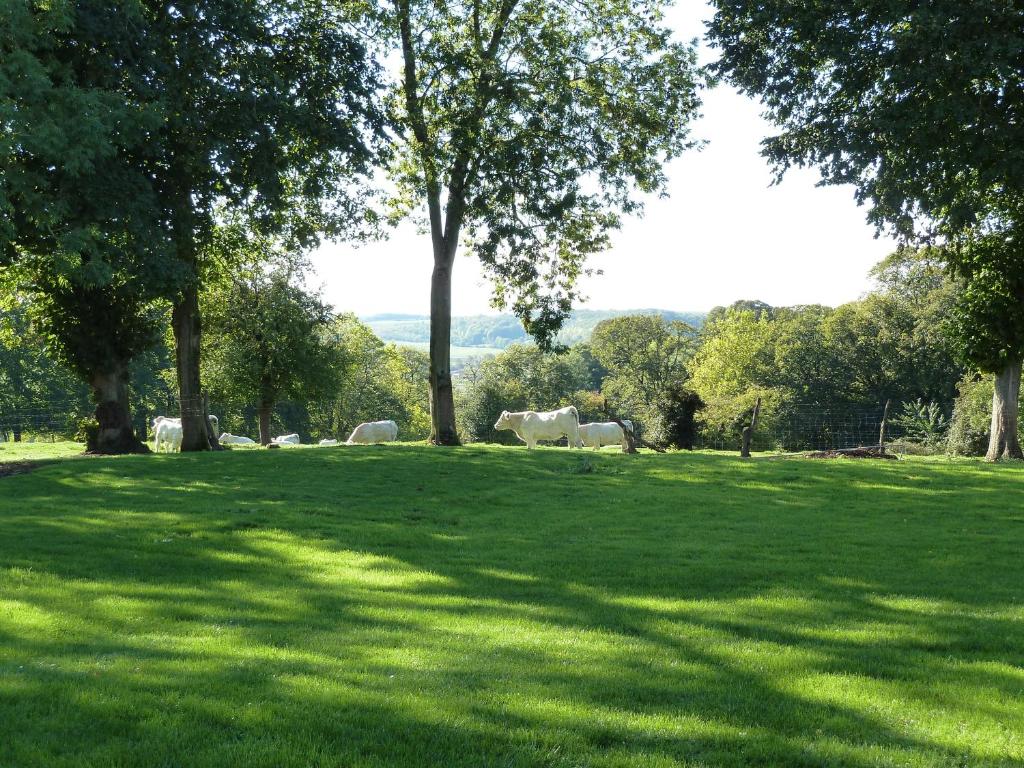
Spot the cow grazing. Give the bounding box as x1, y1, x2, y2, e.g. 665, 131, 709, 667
493, 406, 581, 450
318, 438, 340, 446
272, 433, 301, 445
346, 420, 399, 445
220, 433, 256, 445
578, 421, 630, 451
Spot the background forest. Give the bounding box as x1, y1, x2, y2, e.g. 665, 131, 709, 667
1, 248, 1006, 455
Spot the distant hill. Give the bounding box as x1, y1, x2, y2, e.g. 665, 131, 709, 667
363, 309, 705, 350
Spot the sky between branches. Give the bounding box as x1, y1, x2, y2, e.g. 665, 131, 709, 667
308, 0, 899, 317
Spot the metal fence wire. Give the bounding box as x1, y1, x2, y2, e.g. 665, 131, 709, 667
1, 397, 913, 453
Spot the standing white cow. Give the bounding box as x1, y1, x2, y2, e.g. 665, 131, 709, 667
154, 419, 183, 452
346, 420, 399, 445
578, 421, 629, 451
152, 414, 219, 452
493, 406, 581, 450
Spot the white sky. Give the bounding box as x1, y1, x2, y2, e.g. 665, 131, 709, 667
309, 0, 898, 317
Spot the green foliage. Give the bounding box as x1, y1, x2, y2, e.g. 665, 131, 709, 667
0, 302, 89, 434
893, 399, 949, 449
590, 314, 697, 443
387, 0, 703, 346
2, 445, 1024, 766
306, 315, 431, 442
689, 259, 963, 451
202, 264, 343, 424
945, 232, 1024, 375
707, 2, 1024, 239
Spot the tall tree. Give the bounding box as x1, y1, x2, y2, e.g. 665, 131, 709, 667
141, 0, 383, 450
385, 0, 703, 443
203, 261, 342, 446
707, 1, 1024, 459
1, 1, 181, 453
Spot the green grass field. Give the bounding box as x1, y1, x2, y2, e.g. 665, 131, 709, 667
1, 443, 1022, 767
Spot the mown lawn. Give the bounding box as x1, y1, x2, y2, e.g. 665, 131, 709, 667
1, 443, 1022, 767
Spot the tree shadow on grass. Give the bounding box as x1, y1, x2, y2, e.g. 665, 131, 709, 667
1, 447, 1023, 766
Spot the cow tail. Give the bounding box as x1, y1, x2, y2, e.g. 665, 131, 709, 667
569, 406, 579, 426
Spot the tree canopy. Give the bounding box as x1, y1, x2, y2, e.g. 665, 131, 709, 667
706, 1, 1024, 238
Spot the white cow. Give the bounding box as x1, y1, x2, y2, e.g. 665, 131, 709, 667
319, 438, 340, 446
346, 420, 398, 445
154, 419, 183, 453
152, 415, 219, 452
272, 433, 301, 445
578, 421, 630, 451
220, 433, 256, 445
493, 406, 581, 450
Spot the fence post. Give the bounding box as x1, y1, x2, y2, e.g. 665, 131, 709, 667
740, 396, 761, 458
878, 399, 892, 454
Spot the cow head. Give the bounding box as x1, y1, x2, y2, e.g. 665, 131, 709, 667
494, 411, 511, 430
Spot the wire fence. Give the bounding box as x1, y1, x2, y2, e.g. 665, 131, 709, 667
695, 404, 904, 453
0, 396, 929, 454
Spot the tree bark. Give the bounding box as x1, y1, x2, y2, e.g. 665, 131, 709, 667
258, 401, 273, 446
87, 364, 149, 454
172, 282, 212, 451
428, 257, 460, 445
986, 361, 1023, 461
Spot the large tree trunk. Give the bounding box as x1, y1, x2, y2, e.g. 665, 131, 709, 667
428, 257, 460, 445
87, 364, 149, 454
258, 401, 273, 446
986, 360, 1023, 461
172, 282, 212, 451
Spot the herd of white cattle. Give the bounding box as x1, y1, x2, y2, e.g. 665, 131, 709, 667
150, 416, 400, 452
151, 408, 633, 453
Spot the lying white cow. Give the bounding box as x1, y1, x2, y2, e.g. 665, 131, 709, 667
493, 406, 581, 450
220, 433, 256, 445
579, 421, 630, 451
319, 438, 340, 446
272, 433, 301, 445
346, 420, 398, 445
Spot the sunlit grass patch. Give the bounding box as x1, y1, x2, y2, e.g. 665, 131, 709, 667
0, 444, 1022, 766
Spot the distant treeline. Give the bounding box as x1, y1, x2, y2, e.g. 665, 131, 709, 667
363, 309, 705, 349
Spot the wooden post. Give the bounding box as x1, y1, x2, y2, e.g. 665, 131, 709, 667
740, 396, 762, 458
203, 392, 223, 450
878, 398, 891, 454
